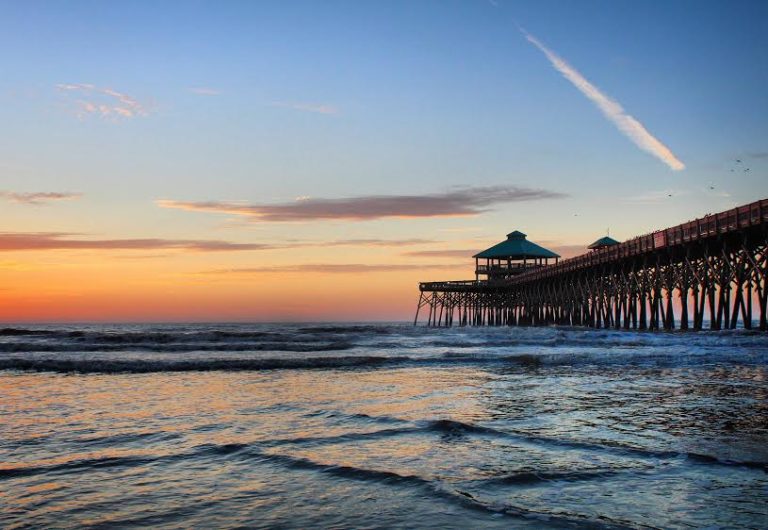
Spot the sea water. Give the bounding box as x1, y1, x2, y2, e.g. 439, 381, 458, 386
1, 323, 767, 528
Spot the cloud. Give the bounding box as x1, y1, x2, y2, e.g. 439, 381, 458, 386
307, 238, 434, 248
0, 191, 82, 205
188, 87, 220, 96
521, 29, 685, 171
0, 233, 274, 252
271, 101, 338, 114
202, 263, 467, 275
0, 233, 438, 253
56, 83, 150, 119
157, 185, 566, 222
402, 249, 477, 258
746, 151, 768, 160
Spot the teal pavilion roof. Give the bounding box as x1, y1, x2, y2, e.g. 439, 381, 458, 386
587, 236, 620, 250
473, 231, 560, 259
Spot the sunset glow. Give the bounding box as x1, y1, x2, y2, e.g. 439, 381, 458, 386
1, 1, 766, 322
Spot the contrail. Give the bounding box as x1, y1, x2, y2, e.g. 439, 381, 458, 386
521, 29, 685, 171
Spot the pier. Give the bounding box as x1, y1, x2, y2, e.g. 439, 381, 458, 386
415, 198, 768, 330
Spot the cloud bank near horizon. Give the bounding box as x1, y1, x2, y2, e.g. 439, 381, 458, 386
521, 29, 685, 171
157, 185, 567, 222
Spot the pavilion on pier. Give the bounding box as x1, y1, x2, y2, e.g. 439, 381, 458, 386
473, 230, 559, 281
587, 235, 620, 251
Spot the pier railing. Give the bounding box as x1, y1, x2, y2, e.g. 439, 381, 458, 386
512, 199, 768, 284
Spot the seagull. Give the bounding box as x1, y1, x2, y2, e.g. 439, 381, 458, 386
744, 168, 750, 172
668, 194, 673, 197
709, 186, 715, 190
736, 159, 742, 163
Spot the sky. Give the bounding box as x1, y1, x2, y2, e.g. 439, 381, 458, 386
1, 0, 766, 322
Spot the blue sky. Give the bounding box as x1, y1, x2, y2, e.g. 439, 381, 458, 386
1, 0, 766, 319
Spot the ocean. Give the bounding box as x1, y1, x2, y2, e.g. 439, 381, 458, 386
1, 323, 767, 529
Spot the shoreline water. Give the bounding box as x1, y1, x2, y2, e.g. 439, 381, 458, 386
2, 323, 767, 528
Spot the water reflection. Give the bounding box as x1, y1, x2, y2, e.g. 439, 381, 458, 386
1, 327, 767, 528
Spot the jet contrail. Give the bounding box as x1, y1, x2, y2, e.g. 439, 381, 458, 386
522, 29, 685, 171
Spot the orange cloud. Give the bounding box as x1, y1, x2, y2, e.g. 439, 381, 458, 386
0, 232, 273, 252
202, 263, 466, 275
402, 249, 476, 258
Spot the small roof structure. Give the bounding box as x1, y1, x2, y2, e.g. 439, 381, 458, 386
588, 235, 620, 250
473, 231, 560, 259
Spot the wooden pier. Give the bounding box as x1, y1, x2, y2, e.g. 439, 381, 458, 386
415, 198, 768, 331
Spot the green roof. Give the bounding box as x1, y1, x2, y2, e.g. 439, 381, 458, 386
473, 231, 560, 259
588, 236, 620, 250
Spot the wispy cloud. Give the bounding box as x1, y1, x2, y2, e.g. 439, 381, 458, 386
271, 101, 338, 115
307, 238, 434, 247
0, 232, 437, 253
188, 87, 220, 96
0, 191, 82, 205
0, 233, 274, 252
202, 263, 467, 275
402, 249, 476, 258
521, 29, 685, 171
157, 185, 566, 222
56, 83, 151, 119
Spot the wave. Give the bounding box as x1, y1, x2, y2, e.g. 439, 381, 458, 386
0, 454, 157, 479
221, 448, 635, 528
0, 355, 398, 373
297, 325, 394, 335
3, 345, 768, 374
0, 327, 59, 336
0, 326, 392, 341
2, 325, 766, 358
0, 341, 354, 353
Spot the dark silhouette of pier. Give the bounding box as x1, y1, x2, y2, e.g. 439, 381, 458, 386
415, 198, 768, 330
